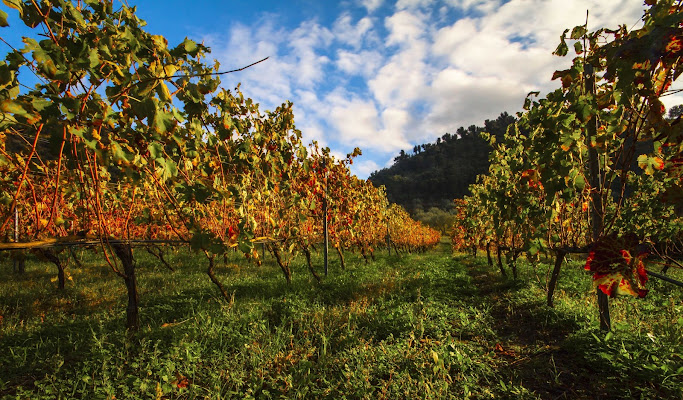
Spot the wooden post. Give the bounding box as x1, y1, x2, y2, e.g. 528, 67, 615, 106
13, 207, 18, 272
12, 207, 25, 274
323, 160, 329, 276
486, 241, 493, 268
14, 206, 18, 242
386, 221, 391, 256
585, 63, 610, 331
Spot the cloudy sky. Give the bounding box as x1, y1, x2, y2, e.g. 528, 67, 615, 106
5, 1, 681, 178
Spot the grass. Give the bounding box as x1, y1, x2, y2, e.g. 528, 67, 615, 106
0, 242, 681, 399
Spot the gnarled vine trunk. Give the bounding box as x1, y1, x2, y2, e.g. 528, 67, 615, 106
301, 244, 321, 284
112, 243, 139, 332
146, 245, 173, 271
546, 250, 565, 307
496, 245, 507, 277
205, 252, 230, 302
335, 243, 345, 270
270, 245, 292, 284
39, 249, 66, 290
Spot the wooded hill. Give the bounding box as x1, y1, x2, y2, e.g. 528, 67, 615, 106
368, 112, 516, 212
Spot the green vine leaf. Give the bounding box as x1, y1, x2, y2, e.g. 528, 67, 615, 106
0, 9, 9, 27
570, 25, 587, 40
2, 0, 22, 15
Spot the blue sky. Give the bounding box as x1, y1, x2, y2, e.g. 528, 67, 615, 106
4, 1, 680, 178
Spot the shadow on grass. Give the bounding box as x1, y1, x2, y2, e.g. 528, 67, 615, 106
459, 254, 681, 399
0, 313, 135, 397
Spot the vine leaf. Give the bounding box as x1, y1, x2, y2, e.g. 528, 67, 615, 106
570, 25, 587, 40
2, 0, 22, 14
0, 9, 8, 27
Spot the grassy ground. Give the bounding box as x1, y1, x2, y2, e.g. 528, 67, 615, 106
0, 241, 681, 399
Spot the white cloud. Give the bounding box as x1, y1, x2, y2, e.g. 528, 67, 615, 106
426, 68, 529, 132
433, 18, 477, 53
434, 20, 559, 85
385, 10, 426, 46
287, 23, 334, 87
333, 14, 374, 48
324, 89, 410, 151
291, 90, 328, 147
379, 107, 414, 142
432, 0, 644, 88
359, 0, 384, 13
444, 0, 503, 14
369, 10, 430, 108
369, 57, 428, 108
424, 0, 645, 138
336, 49, 383, 77
395, 0, 434, 10
352, 159, 381, 178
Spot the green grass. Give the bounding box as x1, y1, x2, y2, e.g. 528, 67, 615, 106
0, 243, 681, 399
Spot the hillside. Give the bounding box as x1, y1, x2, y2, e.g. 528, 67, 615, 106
368, 112, 516, 212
